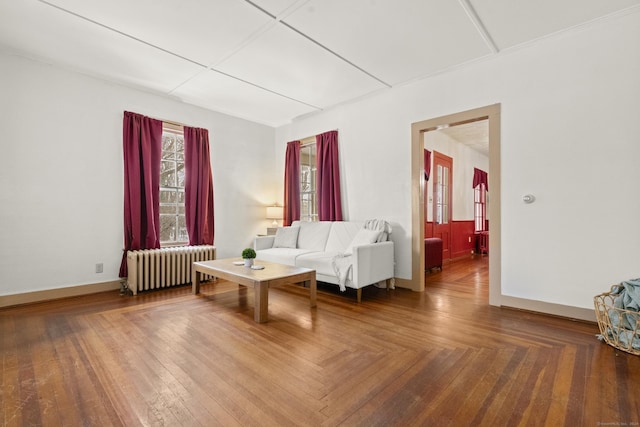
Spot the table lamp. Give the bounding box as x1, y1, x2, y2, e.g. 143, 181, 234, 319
266, 205, 283, 235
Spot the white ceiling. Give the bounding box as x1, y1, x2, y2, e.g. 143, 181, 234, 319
1, 0, 639, 127
438, 120, 489, 157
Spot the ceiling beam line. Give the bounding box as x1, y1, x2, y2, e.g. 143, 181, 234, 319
208, 67, 323, 110
243, 0, 277, 19
38, 0, 320, 111
243, 0, 390, 88
37, 0, 207, 68
280, 21, 391, 88
458, 0, 499, 54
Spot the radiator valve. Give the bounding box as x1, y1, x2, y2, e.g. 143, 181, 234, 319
120, 280, 130, 295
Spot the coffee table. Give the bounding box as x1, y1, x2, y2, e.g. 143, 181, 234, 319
192, 258, 316, 323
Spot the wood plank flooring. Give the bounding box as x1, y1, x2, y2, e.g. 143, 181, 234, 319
2, 256, 639, 426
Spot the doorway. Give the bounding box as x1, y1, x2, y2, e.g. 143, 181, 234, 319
411, 104, 501, 306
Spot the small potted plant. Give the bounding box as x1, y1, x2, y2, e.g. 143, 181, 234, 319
241, 248, 256, 267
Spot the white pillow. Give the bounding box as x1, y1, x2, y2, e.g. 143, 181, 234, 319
344, 228, 381, 255
273, 227, 300, 248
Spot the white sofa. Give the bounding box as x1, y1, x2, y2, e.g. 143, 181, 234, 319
254, 220, 395, 302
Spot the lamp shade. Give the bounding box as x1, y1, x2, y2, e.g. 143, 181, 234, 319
266, 206, 284, 220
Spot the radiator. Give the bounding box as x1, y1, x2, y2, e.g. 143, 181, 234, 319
126, 245, 216, 295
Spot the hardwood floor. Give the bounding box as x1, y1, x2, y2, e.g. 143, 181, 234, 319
2, 256, 639, 426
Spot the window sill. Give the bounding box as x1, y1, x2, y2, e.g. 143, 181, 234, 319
161, 242, 190, 248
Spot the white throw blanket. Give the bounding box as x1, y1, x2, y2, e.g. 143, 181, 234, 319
364, 219, 392, 242
333, 254, 352, 292
332, 219, 392, 292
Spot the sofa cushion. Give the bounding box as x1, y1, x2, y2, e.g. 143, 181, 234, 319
324, 221, 363, 253
345, 228, 382, 254
295, 251, 343, 277
292, 221, 333, 251
273, 226, 300, 248
255, 248, 318, 266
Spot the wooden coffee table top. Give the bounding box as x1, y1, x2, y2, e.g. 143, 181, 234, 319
193, 258, 314, 283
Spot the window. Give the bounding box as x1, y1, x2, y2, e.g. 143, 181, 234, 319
474, 183, 487, 232
159, 124, 187, 244
300, 137, 317, 222
435, 164, 450, 225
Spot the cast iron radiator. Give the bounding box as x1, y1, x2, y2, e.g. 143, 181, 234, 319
126, 245, 216, 295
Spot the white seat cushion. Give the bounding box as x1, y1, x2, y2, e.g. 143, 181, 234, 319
255, 248, 318, 266
295, 251, 343, 277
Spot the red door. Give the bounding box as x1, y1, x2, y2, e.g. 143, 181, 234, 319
432, 151, 453, 260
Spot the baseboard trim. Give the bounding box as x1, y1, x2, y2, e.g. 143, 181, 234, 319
0, 280, 122, 309
499, 295, 596, 323
393, 277, 415, 290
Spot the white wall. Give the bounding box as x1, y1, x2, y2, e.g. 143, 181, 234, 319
423, 131, 489, 222
275, 10, 640, 310
0, 51, 276, 296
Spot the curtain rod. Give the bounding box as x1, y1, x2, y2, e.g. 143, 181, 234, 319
298, 128, 339, 145
155, 115, 200, 130
126, 111, 204, 130
161, 119, 184, 127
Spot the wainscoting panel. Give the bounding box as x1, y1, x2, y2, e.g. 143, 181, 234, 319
425, 220, 476, 259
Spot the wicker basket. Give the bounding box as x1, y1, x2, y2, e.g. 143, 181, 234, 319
594, 284, 640, 356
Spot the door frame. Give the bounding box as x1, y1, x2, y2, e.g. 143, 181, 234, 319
410, 103, 501, 307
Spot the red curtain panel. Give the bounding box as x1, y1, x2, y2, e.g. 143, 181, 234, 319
283, 140, 300, 226
184, 126, 214, 246
120, 111, 163, 277
316, 130, 343, 221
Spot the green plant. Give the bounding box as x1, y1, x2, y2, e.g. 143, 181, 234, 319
241, 248, 256, 259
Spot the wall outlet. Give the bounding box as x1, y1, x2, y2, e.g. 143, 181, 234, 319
95, 263, 103, 273
468, 236, 472, 243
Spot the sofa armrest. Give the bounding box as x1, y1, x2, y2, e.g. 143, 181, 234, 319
351, 241, 394, 287
254, 235, 275, 250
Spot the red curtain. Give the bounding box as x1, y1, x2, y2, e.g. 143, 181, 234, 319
473, 167, 489, 191
283, 140, 300, 226
119, 111, 163, 277
184, 126, 215, 245
424, 149, 432, 181
316, 130, 343, 221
